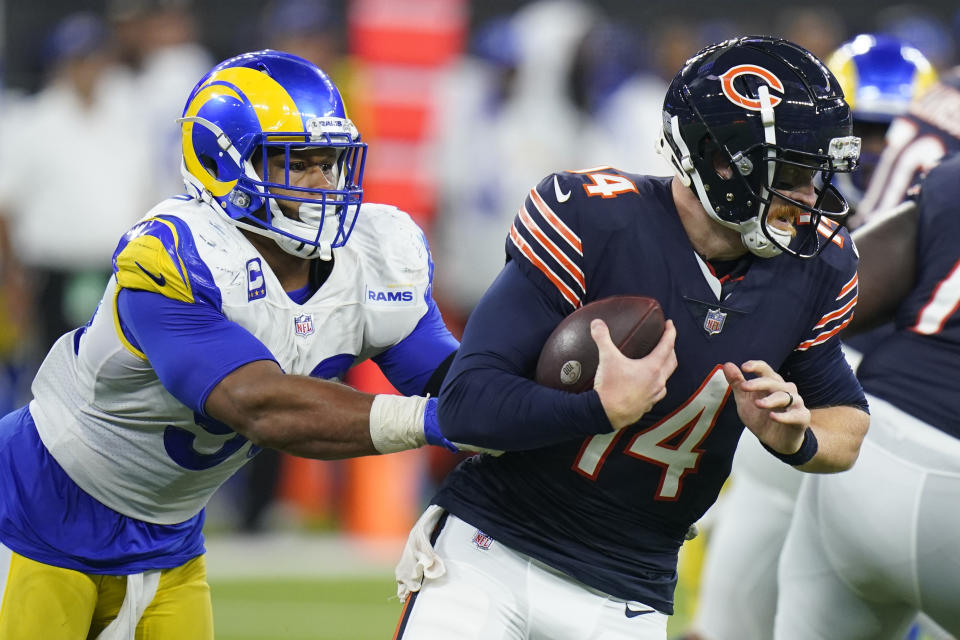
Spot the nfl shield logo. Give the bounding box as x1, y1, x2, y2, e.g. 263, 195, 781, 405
472, 529, 493, 550
294, 314, 315, 337
704, 309, 727, 335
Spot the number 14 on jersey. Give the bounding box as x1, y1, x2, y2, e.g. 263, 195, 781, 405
573, 366, 731, 500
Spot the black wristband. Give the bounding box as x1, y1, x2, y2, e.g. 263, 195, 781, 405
761, 427, 818, 466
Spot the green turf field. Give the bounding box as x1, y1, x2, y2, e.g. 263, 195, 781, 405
211, 576, 402, 640
210, 575, 694, 640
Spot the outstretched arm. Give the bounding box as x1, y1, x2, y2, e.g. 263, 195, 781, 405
205, 360, 387, 458
119, 288, 444, 459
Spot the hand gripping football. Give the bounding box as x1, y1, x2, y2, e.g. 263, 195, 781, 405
535, 296, 665, 393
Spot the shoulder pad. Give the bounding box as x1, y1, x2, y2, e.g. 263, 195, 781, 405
113, 215, 221, 308
349, 203, 431, 280
813, 220, 858, 271
505, 168, 651, 310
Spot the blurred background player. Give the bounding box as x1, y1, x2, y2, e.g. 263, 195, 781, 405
0, 50, 470, 638
108, 0, 214, 203
394, 36, 868, 640
432, 0, 670, 330
855, 62, 960, 227
681, 33, 938, 640
828, 34, 938, 218
775, 153, 960, 640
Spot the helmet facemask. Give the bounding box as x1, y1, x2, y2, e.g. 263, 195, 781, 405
217, 119, 365, 260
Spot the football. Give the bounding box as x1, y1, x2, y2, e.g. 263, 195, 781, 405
535, 296, 665, 393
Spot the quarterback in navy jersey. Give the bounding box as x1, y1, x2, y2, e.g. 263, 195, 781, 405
393, 37, 869, 639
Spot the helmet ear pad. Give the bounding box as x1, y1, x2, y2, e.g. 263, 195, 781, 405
686, 129, 765, 226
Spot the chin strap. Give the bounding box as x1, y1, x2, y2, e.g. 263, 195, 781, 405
739, 217, 791, 258
267, 200, 329, 259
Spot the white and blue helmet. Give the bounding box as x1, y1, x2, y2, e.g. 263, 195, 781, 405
180, 50, 367, 259
826, 34, 937, 205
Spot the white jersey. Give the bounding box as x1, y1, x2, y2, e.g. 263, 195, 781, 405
29, 196, 433, 525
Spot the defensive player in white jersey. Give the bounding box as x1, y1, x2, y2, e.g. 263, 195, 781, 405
0, 50, 467, 639
685, 35, 938, 640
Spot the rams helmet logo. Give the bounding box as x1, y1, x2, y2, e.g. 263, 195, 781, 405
719, 65, 784, 111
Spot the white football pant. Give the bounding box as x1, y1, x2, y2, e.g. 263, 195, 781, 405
775, 395, 960, 639
396, 513, 668, 640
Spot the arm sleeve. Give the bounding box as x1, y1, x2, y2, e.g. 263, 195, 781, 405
781, 237, 868, 412
117, 288, 278, 414
437, 259, 613, 450
372, 298, 459, 397
779, 336, 868, 412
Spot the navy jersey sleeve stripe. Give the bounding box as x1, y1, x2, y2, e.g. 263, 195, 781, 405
117, 288, 277, 414
782, 236, 867, 409
506, 174, 587, 310
509, 225, 582, 309
372, 298, 459, 397
517, 203, 586, 289
797, 268, 858, 351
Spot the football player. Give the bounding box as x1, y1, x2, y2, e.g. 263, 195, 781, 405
853, 58, 960, 227
774, 154, 960, 640
0, 50, 467, 638
392, 37, 869, 639
827, 35, 937, 219
686, 34, 938, 640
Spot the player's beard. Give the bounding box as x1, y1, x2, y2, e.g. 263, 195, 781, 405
766, 201, 802, 237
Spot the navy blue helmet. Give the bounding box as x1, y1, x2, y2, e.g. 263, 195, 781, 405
658, 36, 861, 258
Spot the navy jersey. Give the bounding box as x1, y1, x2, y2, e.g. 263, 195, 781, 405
858, 71, 960, 218
857, 155, 960, 439
433, 169, 866, 614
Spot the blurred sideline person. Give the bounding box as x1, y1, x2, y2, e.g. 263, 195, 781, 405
393, 37, 868, 640
108, 0, 214, 203
0, 50, 473, 638
432, 0, 668, 327
260, 0, 344, 73
775, 153, 960, 640
0, 12, 153, 359
683, 34, 937, 640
